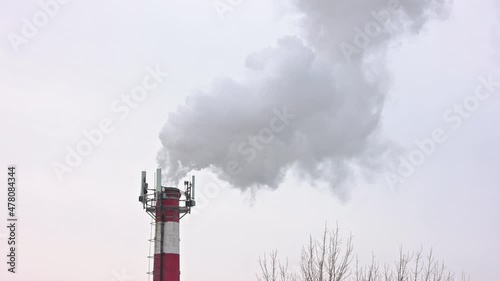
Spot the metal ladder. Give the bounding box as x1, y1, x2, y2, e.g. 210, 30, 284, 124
147, 219, 157, 281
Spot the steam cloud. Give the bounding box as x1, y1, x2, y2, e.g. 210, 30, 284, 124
157, 0, 451, 190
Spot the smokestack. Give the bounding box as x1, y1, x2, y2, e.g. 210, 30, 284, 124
139, 169, 196, 281
153, 187, 181, 281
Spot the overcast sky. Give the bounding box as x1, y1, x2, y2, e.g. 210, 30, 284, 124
0, 0, 499, 280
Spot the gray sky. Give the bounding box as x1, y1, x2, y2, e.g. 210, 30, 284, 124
0, 0, 499, 280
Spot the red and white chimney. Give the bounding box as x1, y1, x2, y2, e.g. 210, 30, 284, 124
139, 169, 196, 281
153, 187, 181, 281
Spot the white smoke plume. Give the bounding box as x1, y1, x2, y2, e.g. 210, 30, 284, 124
157, 0, 451, 190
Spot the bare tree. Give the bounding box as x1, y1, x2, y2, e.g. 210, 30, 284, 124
258, 249, 298, 281
299, 225, 354, 281
355, 254, 380, 281
258, 225, 469, 281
